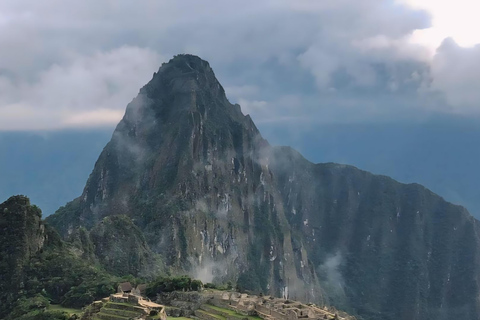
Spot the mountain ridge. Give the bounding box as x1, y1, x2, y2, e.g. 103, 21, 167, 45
46, 54, 480, 320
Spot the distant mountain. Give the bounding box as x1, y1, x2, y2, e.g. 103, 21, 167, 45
46, 55, 480, 320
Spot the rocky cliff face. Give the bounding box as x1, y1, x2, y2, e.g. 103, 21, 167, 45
47, 54, 480, 320
89, 215, 164, 277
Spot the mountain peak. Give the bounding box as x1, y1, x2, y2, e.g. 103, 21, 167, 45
162, 54, 212, 73
140, 54, 221, 99
125, 54, 254, 139
154, 54, 215, 83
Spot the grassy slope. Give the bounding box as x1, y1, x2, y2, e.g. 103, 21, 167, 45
49, 304, 83, 316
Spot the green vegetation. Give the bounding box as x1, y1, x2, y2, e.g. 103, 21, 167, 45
0, 196, 122, 319
21, 232, 119, 308
236, 271, 262, 293
146, 275, 203, 297
49, 304, 83, 316
4, 240, 118, 317
203, 282, 233, 291
5, 295, 71, 320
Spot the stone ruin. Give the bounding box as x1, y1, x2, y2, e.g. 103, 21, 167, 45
207, 292, 356, 320
81, 282, 166, 320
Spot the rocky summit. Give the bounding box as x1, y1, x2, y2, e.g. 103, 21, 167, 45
46, 54, 480, 320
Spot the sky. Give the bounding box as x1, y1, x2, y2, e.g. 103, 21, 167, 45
0, 0, 480, 131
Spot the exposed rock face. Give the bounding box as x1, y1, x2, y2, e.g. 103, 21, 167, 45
89, 215, 164, 277
47, 55, 480, 320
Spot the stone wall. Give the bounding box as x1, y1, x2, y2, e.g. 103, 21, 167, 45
235, 304, 257, 316
255, 305, 271, 316
286, 309, 298, 320
127, 294, 141, 305
270, 309, 289, 320
209, 298, 231, 308
109, 295, 128, 304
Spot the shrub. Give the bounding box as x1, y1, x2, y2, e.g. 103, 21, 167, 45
204, 283, 217, 289
146, 276, 204, 297
191, 279, 203, 291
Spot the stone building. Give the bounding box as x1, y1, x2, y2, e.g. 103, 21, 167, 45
117, 281, 133, 294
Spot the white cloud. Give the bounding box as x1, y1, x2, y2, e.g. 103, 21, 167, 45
428, 39, 480, 113
294, 0, 431, 91
225, 85, 259, 101
401, 0, 480, 48
238, 99, 269, 116
0, 46, 161, 130
0, 0, 478, 130
63, 109, 124, 127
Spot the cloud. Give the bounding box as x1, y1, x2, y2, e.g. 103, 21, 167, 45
428, 39, 480, 113
225, 85, 259, 100
63, 109, 124, 127
0, 0, 478, 131
0, 46, 161, 130
317, 252, 347, 306
191, 258, 228, 284
237, 99, 269, 116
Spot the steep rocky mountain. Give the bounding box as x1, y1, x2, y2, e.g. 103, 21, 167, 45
47, 54, 480, 320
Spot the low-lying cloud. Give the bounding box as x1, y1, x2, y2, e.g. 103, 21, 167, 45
317, 252, 347, 306
63, 109, 123, 127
